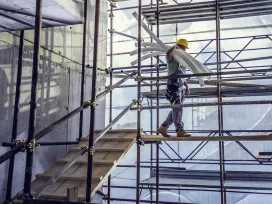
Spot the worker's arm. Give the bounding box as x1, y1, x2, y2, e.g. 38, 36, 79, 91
166, 45, 177, 61
184, 79, 190, 96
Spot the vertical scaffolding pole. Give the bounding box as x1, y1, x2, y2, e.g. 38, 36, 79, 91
108, 2, 114, 203
85, 0, 100, 201
136, 0, 142, 203
79, 0, 88, 139
150, 2, 154, 202
6, 30, 24, 200
23, 0, 42, 195
216, 0, 225, 203
155, 0, 160, 203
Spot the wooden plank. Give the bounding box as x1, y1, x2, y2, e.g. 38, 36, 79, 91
33, 130, 137, 200
41, 163, 81, 176
70, 147, 127, 152
142, 135, 272, 141
67, 186, 78, 201
56, 159, 115, 165
94, 129, 137, 133
36, 174, 101, 182
80, 136, 135, 141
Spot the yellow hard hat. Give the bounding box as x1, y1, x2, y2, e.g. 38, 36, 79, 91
177, 38, 189, 49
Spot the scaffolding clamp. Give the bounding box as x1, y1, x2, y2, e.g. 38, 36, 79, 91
81, 145, 88, 154
108, 29, 115, 34
28, 139, 37, 152
137, 100, 142, 112
109, 13, 115, 18
89, 147, 96, 156
105, 67, 112, 75
136, 138, 145, 146
135, 75, 143, 82
14, 140, 27, 152
84, 100, 97, 109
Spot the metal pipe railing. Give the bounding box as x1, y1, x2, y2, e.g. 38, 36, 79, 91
22, 100, 136, 199
131, 100, 272, 110
0, 67, 135, 166
141, 68, 272, 81
2, 141, 79, 147
94, 100, 137, 144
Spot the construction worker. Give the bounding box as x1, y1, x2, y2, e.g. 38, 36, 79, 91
157, 38, 191, 137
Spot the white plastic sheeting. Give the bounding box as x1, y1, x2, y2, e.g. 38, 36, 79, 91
0, 0, 82, 32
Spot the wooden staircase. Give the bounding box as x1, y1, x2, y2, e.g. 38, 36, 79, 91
30, 129, 137, 201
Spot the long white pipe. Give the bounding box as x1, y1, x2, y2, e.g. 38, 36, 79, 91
130, 47, 166, 56
131, 51, 165, 66
133, 12, 168, 50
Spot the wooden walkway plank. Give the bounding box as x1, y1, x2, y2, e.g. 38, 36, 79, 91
142, 135, 272, 141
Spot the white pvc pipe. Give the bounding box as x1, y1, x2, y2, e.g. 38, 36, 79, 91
131, 51, 165, 66
130, 47, 166, 56
133, 12, 168, 50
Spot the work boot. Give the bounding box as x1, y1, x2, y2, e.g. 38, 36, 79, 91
157, 125, 170, 137
177, 130, 191, 137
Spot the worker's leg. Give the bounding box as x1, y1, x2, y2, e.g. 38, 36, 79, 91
173, 89, 191, 137
162, 110, 173, 127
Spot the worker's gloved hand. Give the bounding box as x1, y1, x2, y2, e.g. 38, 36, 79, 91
185, 87, 190, 96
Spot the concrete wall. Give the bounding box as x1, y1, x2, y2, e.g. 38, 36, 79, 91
0, 0, 107, 202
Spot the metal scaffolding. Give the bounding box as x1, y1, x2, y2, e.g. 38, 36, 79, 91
0, 0, 272, 204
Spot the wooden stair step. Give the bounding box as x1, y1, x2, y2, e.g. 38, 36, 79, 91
80, 136, 135, 141
70, 147, 127, 152
56, 159, 116, 165
36, 173, 102, 182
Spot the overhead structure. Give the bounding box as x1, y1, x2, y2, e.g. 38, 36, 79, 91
0, 0, 82, 32
142, 0, 272, 25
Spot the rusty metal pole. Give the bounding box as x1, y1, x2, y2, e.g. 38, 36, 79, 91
216, 0, 226, 203
136, 0, 142, 203
23, 0, 42, 196
79, 0, 88, 139
155, 0, 160, 203
6, 30, 24, 201
108, 2, 114, 203
85, 0, 100, 201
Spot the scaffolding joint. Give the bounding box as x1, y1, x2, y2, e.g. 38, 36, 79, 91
108, 29, 115, 34
105, 67, 112, 74
137, 100, 142, 112
136, 138, 145, 146
13, 140, 27, 152
88, 147, 96, 156
84, 100, 98, 109
27, 139, 38, 152
135, 76, 143, 82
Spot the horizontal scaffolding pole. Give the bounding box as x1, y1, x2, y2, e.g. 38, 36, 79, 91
107, 197, 195, 204
2, 141, 79, 147
131, 100, 272, 110
140, 161, 272, 165
103, 185, 272, 195
22, 198, 85, 204
144, 130, 272, 133
140, 135, 272, 141
142, 68, 272, 81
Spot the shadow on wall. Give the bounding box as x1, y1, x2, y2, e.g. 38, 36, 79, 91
0, 67, 8, 143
